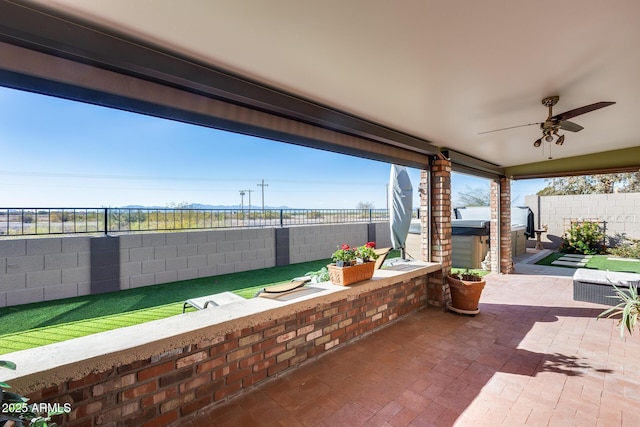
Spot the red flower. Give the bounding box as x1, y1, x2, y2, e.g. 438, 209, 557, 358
341, 244, 350, 250
365, 242, 376, 248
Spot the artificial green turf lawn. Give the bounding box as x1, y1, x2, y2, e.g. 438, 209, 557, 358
0, 250, 402, 354
536, 253, 640, 274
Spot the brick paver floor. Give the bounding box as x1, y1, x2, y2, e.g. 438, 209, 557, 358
186, 260, 640, 426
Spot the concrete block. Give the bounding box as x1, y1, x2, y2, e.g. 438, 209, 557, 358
45, 252, 78, 270
120, 262, 142, 277
177, 244, 198, 257
166, 257, 188, 271
224, 229, 243, 241
207, 252, 226, 265
177, 268, 198, 281
225, 251, 242, 264
78, 251, 91, 267
90, 236, 119, 252
216, 240, 234, 253
0, 292, 6, 307
187, 255, 207, 268
0, 257, 5, 274
155, 245, 177, 259
234, 240, 251, 251
62, 237, 90, 253
129, 246, 154, 262
129, 273, 156, 289
250, 238, 266, 250
27, 269, 62, 288
241, 229, 258, 240
62, 267, 90, 285
7, 288, 44, 306
155, 270, 178, 284
77, 281, 92, 296
26, 238, 62, 255
6, 255, 44, 273
142, 259, 166, 274
206, 230, 224, 242
0, 273, 26, 292
89, 278, 121, 294
197, 241, 217, 255
242, 250, 258, 262
166, 232, 188, 245
119, 234, 142, 249
142, 233, 166, 247
44, 284, 79, 301
197, 265, 217, 278
216, 263, 235, 275
119, 249, 130, 263
187, 231, 208, 244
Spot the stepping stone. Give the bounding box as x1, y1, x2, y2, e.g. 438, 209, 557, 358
552, 260, 587, 267
561, 254, 593, 259
607, 257, 640, 262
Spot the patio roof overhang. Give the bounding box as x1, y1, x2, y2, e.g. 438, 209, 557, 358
1, 1, 638, 180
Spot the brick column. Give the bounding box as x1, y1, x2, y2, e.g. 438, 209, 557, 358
490, 177, 514, 274
423, 158, 452, 306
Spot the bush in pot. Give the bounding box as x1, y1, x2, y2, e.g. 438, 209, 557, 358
446, 269, 486, 314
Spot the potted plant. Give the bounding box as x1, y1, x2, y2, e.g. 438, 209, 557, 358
331, 243, 357, 267
328, 242, 379, 286
598, 283, 640, 338
446, 269, 486, 314
1, 360, 66, 426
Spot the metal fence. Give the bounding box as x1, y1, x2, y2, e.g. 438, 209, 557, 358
0, 208, 394, 237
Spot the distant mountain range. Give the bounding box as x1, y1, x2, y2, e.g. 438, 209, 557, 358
120, 204, 293, 210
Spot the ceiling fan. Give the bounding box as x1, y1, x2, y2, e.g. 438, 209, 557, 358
479, 96, 615, 147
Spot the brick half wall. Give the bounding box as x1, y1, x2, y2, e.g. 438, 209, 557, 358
16, 269, 437, 426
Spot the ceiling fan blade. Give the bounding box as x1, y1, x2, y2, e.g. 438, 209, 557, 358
551, 101, 615, 121
558, 120, 584, 132
478, 122, 541, 135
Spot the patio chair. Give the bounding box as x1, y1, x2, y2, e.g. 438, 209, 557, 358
374, 247, 392, 270
182, 291, 246, 313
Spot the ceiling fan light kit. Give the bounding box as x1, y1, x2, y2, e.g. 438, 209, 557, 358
480, 96, 615, 151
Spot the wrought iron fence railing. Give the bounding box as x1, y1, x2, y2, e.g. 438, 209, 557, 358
0, 208, 397, 237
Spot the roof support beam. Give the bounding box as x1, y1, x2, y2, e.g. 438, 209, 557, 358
505, 147, 640, 179
0, 1, 436, 169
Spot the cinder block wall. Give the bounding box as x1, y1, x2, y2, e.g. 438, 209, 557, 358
0, 223, 392, 307
22, 273, 430, 427
289, 223, 392, 264
0, 237, 90, 307
525, 193, 640, 248
118, 228, 275, 290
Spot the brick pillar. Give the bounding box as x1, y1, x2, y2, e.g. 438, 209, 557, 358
490, 177, 514, 274
424, 158, 452, 306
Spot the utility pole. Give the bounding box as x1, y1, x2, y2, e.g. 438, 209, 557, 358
257, 179, 269, 211
243, 189, 254, 223
257, 179, 269, 227
239, 190, 245, 217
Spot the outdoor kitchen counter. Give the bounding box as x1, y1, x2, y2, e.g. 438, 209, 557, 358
5, 260, 441, 393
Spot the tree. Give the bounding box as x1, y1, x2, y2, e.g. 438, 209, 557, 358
357, 201, 375, 209
454, 186, 490, 207
537, 172, 640, 195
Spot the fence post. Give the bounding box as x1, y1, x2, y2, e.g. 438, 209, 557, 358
280, 209, 284, 228
104, 208, 108, 236
369, 209, 372, 223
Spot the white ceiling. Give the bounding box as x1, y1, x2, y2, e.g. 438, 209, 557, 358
32, 0, 640, 170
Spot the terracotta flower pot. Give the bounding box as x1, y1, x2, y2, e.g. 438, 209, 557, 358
446, 274, 486, 313
327, 262, 375, 286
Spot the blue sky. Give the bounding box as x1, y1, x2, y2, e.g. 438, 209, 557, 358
1, 86, 545, 209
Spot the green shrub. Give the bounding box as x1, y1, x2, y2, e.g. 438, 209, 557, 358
609, 235, 640, 259
560, 220, 606, 255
